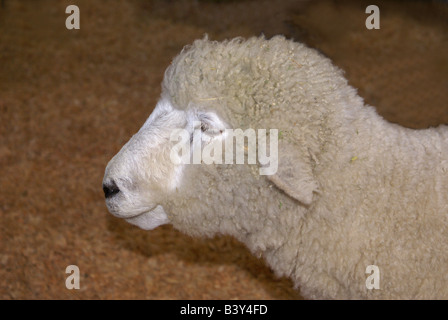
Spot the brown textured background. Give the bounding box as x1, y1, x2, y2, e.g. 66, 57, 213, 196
0, 0, 447, 300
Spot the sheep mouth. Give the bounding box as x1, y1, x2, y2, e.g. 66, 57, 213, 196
106, 202, 158, 219
124, 205, 170, 230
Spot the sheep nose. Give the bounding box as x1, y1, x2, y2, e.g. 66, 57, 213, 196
103, 180, 120, 199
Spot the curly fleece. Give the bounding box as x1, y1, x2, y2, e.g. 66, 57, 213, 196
158, 36, 448, 299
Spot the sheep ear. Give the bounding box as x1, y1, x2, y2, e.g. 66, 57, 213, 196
265, 143, 319, 206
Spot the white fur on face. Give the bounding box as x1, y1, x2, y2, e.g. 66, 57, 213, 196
125, 205, 170, 230
103, 99, 187, 229
103, 98, 228, 230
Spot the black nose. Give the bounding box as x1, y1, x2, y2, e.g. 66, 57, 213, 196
103, 180, 120, 199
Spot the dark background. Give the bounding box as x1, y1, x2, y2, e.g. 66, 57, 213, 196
1, 0, 447, 299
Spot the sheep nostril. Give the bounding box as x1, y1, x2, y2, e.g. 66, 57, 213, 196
103, 180, 120, 199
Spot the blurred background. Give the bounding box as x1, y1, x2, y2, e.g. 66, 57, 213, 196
0, 0, 447, 299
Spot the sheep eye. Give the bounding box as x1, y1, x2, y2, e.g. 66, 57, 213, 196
200, 123, 208, 132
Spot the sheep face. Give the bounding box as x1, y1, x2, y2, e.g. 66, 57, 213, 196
103, 99, 184, 230
104, 98, 318, 237
102, 98, 228, 231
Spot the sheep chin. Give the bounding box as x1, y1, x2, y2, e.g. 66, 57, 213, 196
125, 205, 170, 230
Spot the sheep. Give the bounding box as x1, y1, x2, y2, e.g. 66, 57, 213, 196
103, 36, 448, 299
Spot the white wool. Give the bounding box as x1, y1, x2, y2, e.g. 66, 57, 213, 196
104, 36, 448, 299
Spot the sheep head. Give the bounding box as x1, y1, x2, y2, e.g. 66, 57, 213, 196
103, 98, 232, 231
102, 37, 333, 236
103, 98, 321, 240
